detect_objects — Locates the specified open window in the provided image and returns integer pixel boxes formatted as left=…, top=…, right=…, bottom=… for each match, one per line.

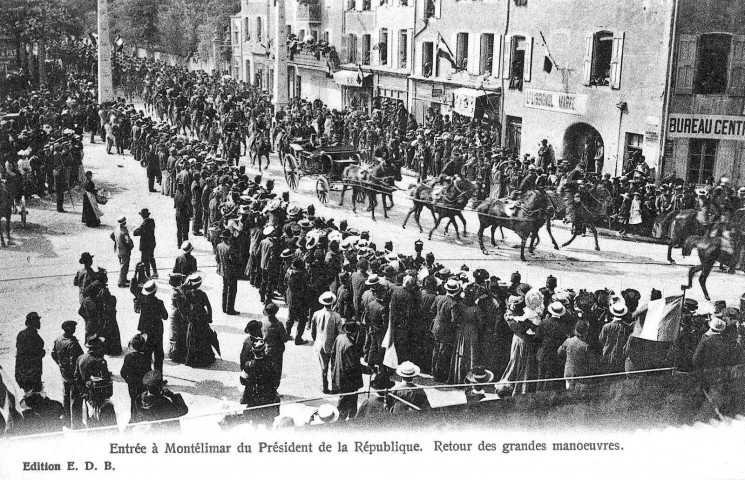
left=244, top=18, right=251, bottom=42
left=399, top=30, right=409, bottom=69
left=695, top=33, right=731, bottom=95
left=506, top=35, right=525, bottom=90
left=380, top=28, right=388, bottom=65
left=348, top=34, right=358, bottom=63
left=422, top=41, right=434, bottom=77
left=362, top=34, right=371, bottom=65
left=256, top=17, right=263, bottom=42
left=424, top=0, right=440, bottom=19
left=584, top=31, right=624, bottom=88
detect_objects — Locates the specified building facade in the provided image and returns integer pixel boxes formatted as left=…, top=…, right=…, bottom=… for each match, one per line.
left=663, top=0, right=745, bottom=185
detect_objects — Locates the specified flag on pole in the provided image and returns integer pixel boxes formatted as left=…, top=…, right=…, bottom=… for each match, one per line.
left=543, top=55, right=553, bottom=74
left=357, top=64, right=365, bottom=85
left=632, top=295, right=684, bottom=342
left=381, top=318, right=399, bottom=369
left=436, top=33, right=457, bottom=70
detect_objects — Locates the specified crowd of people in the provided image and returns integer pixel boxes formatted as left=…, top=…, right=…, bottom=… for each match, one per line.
left=3, top=50, right=745, bottom=436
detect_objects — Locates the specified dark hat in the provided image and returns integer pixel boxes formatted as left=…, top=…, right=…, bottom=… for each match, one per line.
left=143, top=370, right=166, bottom=387
left=61, top=320, right=77, bottom=331
left=25, top=312, right=41, bottom=326
left=263, top=302, right=279, bottom=316
left=343, top=319, right=360, bottom=333
left=79, top=252, right=94, bottom=264
left=574, top=320, right=590, bottom=337
left=370, top=371, right=395, bottom=390
left=85, top=334, right=105, bottom=348
left=473, top=269, right=489, bottom=282
left=139, top=208, right=151, bottom=218
left=130, top=333, right=148, bottom=351
left=684, top=298, right=699, bottom=312
left=244, top=319, right=262, bottom=336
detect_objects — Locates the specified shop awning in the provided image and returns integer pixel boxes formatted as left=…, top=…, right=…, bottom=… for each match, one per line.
left=333, top=70, right=371, bottom=86
left=452, top=87, right=499, bottom=117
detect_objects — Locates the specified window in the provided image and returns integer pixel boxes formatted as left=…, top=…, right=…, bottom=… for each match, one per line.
left=233, top=29, right=240, bottom=46
left=505, top=116, right=522, bottom=155
left=296, top=75, right=302, bottom=97
left=348, top=34, right=357, bottom=63
left=245, top=60, right=251, bottom=82
left=424, top=0, right=435, bottom=18
left=363, top=0, right=371, bottom=10
left=362, top=34, right=371, bottom=65
left=380, top=29, right=388, bottom=65
left=299, top=29, right=306, bottom=41
left=255, top=68, right=264, bottom=88
left=399, top=30, right=408, bottom=69
left=323, top=31, right=330, bottom=43
left=256, top=17, right=263, bottom=42
left=456, top=33, right=468, bottom=70
left=584, top=31, right=624, bottom=89
left=422, top=41, right=434, bottom=77
left=589, top=31, right=612, bottom=86
left=479, top=33, right=494, bottom=75
left=509, top=35, right=525, bottom=90
left=625, top=133, right=643, bottom=164
left=400, top=0, right=408, bottom=5
left=311, top=30, right=319, bottom=41
left=269, top=69, right=274, bottom=90
left=695, top=33, right=731, bottom=95
left=286, top=25, right=292, bottom=36
left=688, top=139, right=717, bottom=184
left=244, top=18, right=251, bottom=42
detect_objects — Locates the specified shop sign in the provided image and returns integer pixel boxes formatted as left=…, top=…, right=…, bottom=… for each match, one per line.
left=431, top=85, right=444, bottom=98
left=667, top=114, right=745, bottom=140
left=524, top=88, right=587, bottom=116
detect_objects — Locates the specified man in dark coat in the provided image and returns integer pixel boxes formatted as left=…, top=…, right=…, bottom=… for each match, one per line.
left=693, top=316, right=744, bottom=370
left=132, top=370, right=188, bottom=432
left=259, top=226, right=278, bottom=303
left=120, top=333, right=152, bottom=417
left=240, top=340, right=279, bottom=427
left=351, top=259, right=369, bottom=321
left=535, top=302, right=568, bottom=391
left=356, top=372, right=394, bottom=419
left=146, top=148, right=161, bottom=192
left=133, top=208, right=158, bottom=278
left=173, top=182, right=193, bottom=248
left=74, top=252, right=96, bottom=304
left=598, top=303, right=632, bottom=373
left=430, top=280, right=460, bottom=383
left=110, top=216, right=134, bottom=288
left=173, top=240, right=198, bottom=277
left=51, top=320, right=84, bottom=426
left=216, top=231, right=239, bottom=314
left=285, top=257, right=309, bottom=344
left=261, top=302, right=288, bottom=388
left=73, top=335, right=111, bottom=422
left=389, top=275, right=421, bottom=363
left=15, top=312, right=45, bottom=394
left=330, top=320, right=364, bottom=420
left=391, top=362, right=431, bottom=413
left=137, top=280, right=169, bottom=372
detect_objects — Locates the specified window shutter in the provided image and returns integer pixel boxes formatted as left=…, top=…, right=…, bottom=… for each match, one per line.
left=355, top=0, right=363, bottom=11
left=341, top=34, right=348, bottom=64
left=728, top=35, right=745, bottom=96
left=583, top=33, right=592, bottom=86
left=675, top=34, right=697, bottom=95
left=434, top=0, right=441, bottom=18
left=374, top=29, right=380, bottom=65
left=493, top=34, right=502, bottom=77
left=523, top=35, right=533, bottom=82
left=502, top=35, right=512, bottom=79
left=610, top=31, right=625, bottom=89
left=391, top=32, right=398, bottom=68
left=408, top=28, right=414, bottom=72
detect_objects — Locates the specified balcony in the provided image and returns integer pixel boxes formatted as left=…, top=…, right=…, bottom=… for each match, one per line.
left=296, top=4, right=322, bottom=22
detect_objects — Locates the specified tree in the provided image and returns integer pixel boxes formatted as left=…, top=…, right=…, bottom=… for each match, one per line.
left=195, top=0, right=240, bottom=60
left=157, top=0, right=198, bottom=57
left=109, top=0, right=161, bottom=49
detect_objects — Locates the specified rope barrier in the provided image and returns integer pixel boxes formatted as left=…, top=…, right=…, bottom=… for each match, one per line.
left=6, top=366, right=677, bottom=440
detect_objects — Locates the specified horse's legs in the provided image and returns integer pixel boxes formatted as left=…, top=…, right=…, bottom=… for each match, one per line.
left=428, top=214, right=443, bottom=240
left=369, top=192, right=376, bottom=220
left=562, top=234, right=578, bottom=248
left=685, top=264, right=703, bottom=290
left=0, top=219, right=5, bottom=247
left=590, top=225, right=600, bottom=251
left=478, top=223, right=488, bottom=254
left=451, top=216, right=461, bottom=240
left=443, top=218, right=451, bottom=236
left=382, top=192, right=389, bottom=219
left=500, top=226, right=505, bottom=240
left=457, top=212, right=467, bottom=237
left=545, top=219, right=560, bottom=250
left=490, top=225, right=498, bottom=247
left=339, top=184, right=347, bottom=207
left=699, top=260, right=715, bottom=301
left=416, top=205, right=426, bottom=233
left=402, top=205, right=416, bottom=229
left=520, top=236, right=527, bottom=261
left=667, top=241, right=676, bottom=263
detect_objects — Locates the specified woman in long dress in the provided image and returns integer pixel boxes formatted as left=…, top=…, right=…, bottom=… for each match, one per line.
left=183, top=274, right=216, bottom=367
left=497, top=295, right=539, bottom=396
left=448, top=284, right=484, bottom=385
left=81, top=171, right=102, bottom=228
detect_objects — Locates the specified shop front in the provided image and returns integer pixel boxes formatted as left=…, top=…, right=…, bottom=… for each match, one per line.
left=375, top=73, right=409, bottom=109
left=334, top=70, right=373, bottom=112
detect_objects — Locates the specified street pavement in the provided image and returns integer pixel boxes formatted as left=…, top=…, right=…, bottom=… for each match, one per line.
left=0, top=134, right=742, bottom=433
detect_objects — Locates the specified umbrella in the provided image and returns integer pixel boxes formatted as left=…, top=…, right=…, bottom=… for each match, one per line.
left=210, top=329, right=222, bottom=358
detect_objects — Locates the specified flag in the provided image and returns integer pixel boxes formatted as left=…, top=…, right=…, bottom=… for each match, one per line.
left=381, top=318, right=399, bottom=369
left=632, top=295, right=684, bottom=342
left=0, top=365, right=23, bottom=433
left=436, top=33, right=456, bottom=70
left=357, top=64, right=365, bottom=85
left=88, top=33, right=98, bottom=47
left=543, top=55, right=553, bottom=74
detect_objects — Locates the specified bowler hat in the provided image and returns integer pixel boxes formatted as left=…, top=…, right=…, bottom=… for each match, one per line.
left=79, top=252, right=94, bottom=264
left=61, top=320, right=77, bottom=331
left=142, top=280, right=158, bottom=296
left=263, top=302, right=279, bottom=316
left=25, top=312, right=41, bottom=326
left=139, top=208, right=151, bottom=218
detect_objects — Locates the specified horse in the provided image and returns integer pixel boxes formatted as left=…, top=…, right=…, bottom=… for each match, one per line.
left=340, top=159, right=402, bottom=220
left=0, top=180, right=13, bottom=247
left=666, top=209, right=707, bottom=263
left=546, top=186, right=610, bottom=251
left=681, top=233, right=743, bottom=301
left=248, top=133, right=271, bottom=171
left=475, top=189, right=560, bottom=261
left=402, top=177, right=474, bottom=240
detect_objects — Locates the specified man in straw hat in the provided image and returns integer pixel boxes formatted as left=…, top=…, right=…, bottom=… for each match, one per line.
left=535, top=302, right=568, bottom=391
left=391, top=361, right=430, bottom=413
left=430, top=279, right=461, bottom=383
left=74, top=252, right=96, bottom=304
left=598, top=302, right=632, bottom=374
left=693, top=315, right=743, bottom=370
left=110, top=216, right=135, bottom=288
left=310, top=291, right=343, bottom=394
left=465, top=365, right=494, bottom=403
left=330, top=318, right=363, bottom=420
left=137, top=280, right=169, bottom=371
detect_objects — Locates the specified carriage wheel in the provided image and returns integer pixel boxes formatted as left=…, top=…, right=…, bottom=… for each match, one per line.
left=283, top=154, right=300, bottom=192
left=316, top=176, right=330, bottom=204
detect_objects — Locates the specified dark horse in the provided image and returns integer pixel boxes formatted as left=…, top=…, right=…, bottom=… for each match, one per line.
left=476, top=190, right=560, bottom=261
left=681, top=234, right=742, bottom=301
left=402, top=177, right=475, bottom=240
left=248, top=133, right=271, bottom=171
left=339, top=160, right=402, bottom=220
left=546, top=185, right=611, bottom=252
left=666, top=209, right=707, bottom=263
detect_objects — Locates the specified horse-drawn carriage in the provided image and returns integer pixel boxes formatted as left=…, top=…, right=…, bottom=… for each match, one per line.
left=281, top=141, right=365, bottom=205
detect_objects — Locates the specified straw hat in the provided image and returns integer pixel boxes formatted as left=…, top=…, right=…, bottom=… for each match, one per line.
left=396, top=361, right=421, bottom=379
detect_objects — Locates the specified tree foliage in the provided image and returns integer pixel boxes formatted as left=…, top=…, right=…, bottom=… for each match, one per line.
left=195, top=0, right=240, bottom=60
